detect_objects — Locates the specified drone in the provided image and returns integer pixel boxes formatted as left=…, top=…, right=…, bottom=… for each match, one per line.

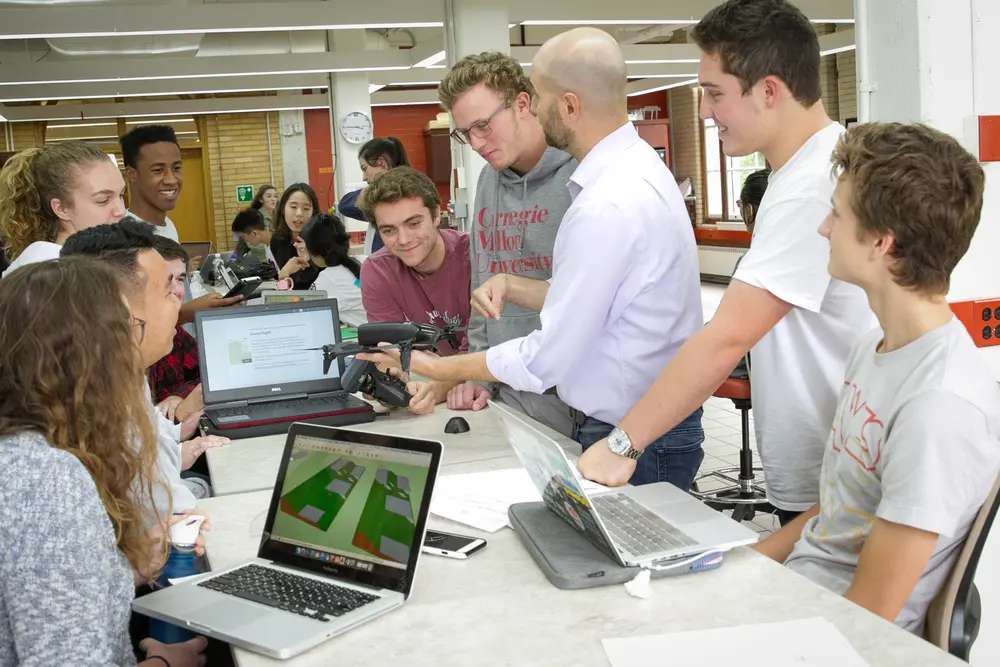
left=304, top=321, right=465, bottom=409
left=316, top=321, right=464, bottom=375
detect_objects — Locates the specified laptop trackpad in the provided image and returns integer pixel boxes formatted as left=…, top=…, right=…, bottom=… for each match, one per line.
left=190, top=600, right=271, bottom=633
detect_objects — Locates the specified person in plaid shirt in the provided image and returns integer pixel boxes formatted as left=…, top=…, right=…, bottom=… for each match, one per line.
left=149, top=236, right=203, bottom=421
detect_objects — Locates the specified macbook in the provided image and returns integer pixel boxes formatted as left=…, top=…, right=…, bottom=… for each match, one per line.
left=492, top=401, right=758, bottom=567
left=133, top=422, right=443, bottom=659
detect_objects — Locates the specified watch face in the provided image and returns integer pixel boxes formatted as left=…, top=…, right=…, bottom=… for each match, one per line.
left=608, top=431, right=628, bottom=455
left=339, top=111, right=373, bottom=144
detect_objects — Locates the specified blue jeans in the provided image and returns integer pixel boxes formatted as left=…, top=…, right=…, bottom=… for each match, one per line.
left=574, top=408, right=705, bottom=490
left=148, top=547, right=200, bottom=643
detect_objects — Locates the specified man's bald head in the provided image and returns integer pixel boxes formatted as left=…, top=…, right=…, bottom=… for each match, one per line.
left=533, top=27, right=628, bottom=117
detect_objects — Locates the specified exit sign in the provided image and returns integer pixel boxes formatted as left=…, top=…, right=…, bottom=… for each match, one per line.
left=236, top=185, right=254, bottom=204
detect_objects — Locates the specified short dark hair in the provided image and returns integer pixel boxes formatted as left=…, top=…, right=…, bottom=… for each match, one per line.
left=231, top=208, right=268, bottom=235
left=151, top=235, right=189, bottom=265
left=692, top=0, right=821, bottom=106
left=299, top=213, right=362, bottom=281
left=273, top=183, right=321, bottom=242
left=119, top=125, right=180, bottom=169
left=831, top=123, right=985, bottom=295
left=739, top=169, right=771, bottom=209
left=358, top=137, right=410, bottom=170
left=360, top=167, right=441, bottom=224
left=60, top=220, right=157, bottom=297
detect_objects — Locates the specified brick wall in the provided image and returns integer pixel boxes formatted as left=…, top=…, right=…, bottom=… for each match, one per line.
left=820, top=54, right=841, bottom=121
left=669, top=86, right=704, bottom=226
left=837, top=50, right=858, bottom=123
left=204, top=112, right=284, bottom=252
left=9, top=122, right=44, bottom=150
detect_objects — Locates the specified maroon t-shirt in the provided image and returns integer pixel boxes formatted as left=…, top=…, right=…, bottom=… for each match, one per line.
left=360, top=229, right=471, bottom=355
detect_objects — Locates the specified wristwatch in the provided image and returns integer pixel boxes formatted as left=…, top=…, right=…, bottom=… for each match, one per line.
left=607, top=427, right=642, bottom=460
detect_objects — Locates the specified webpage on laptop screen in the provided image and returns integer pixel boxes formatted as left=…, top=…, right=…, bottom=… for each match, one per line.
left=202, top=308, right=339, bottom=392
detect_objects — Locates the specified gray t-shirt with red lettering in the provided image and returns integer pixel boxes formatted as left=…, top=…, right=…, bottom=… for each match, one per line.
left=784, top=318, right=1000, bottom=633
left=360, top=228, right=471, bottom=355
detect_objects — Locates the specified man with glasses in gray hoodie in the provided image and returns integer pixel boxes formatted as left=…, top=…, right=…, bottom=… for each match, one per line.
left=433, top=51, right=577, bottom=436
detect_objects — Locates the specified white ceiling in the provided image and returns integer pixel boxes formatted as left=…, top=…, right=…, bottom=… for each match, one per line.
left=0, top=0, right=854, bottom=122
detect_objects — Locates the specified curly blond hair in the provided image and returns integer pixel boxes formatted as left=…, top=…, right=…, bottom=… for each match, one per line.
left=438, top=51, right=534, bottom=111
left=0, top=258, right=168, bottom=573
left=0, top=141, right=112, bottom=260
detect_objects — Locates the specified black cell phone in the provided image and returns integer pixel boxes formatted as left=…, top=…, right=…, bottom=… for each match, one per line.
left=421, top=530, right=487, bottom=559
left=223, top=276, right=262, bottom=300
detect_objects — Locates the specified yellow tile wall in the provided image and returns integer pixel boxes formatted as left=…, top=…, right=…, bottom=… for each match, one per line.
left=204, top=112, right=284, bottom=252
left=8, top=122, right=44, bottom=150
left=820, top=53, right=841, bottom=121
left=669, top=86, right=705, bottom=226
left=837, top=50, right=858, bottom=123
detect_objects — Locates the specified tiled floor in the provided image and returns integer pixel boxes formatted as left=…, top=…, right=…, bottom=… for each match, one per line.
left=696, top=283, right=780, bottom=536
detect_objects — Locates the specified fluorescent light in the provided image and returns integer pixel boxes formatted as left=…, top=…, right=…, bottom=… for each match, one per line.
left=3, top=66, right=409, bottom=87
left=0, top=114, right=7, bottom=122
left=413, top=50, right=446, bottom=68
left=820, top=45, right=856, bottom=56
left=520, top=20, right=699, bottom=26
left=369, top=83, right=387, bottom=93
left=0, top=84, right=324, bottom=104
left=0, top=23, right=444, bottom=40
left=626, top=59, right=700, bottom=65
left=627, top=74, right=698, bottom=80
left=15, top=104, right=330, bottom=123
left=47, top=121, right=117, bottom=129
left=388, top=81, right=441, bottom=87
left=627, top=78, right=699, bottom=97
left=370, top=100, right=440, bottom=107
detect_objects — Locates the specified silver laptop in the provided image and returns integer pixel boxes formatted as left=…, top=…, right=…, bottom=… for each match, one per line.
left=133, top=422, right=443, bottom=659
left=491, top=401, right=758, bottom=567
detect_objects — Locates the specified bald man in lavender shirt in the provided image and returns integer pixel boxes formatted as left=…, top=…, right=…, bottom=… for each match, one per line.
left=359, top=29, right=705, bottom=489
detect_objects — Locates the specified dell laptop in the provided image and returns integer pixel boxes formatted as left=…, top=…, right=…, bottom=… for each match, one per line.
left=492, top=401, right=758, bottom=567
left=195, top=299, right=375, bottom=438
left=133, top=422, right=443, bottom=659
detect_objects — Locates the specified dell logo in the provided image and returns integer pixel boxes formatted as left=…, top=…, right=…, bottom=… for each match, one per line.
left=271, top=387, right=282, bottom=392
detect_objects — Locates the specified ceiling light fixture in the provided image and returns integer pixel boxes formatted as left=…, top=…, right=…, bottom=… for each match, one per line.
left=2, top=66, right=409, bottom=88
left=0, top=23, right=444, bottom=40
left=627, top=78, right=699, bottom=97
left=0, top=84, right=324, bottom=104
left=820, top=45, right=857, bottom=56
left=413, top=50, right=446, bottom=68
left=369, top=84, right=387, bottom=94
left=370, top=100, right=440, bottom=108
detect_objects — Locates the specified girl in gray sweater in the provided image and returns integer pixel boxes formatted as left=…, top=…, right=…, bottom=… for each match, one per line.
left=0, top=259, right=205, bottom=667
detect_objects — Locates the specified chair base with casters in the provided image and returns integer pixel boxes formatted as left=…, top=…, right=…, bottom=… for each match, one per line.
left=690, top=376, right=776, bottom=523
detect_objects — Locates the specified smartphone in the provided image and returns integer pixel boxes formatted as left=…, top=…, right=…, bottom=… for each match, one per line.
left=422, top=530, right=487, bottom=559
left=223, top=275, right=262, bottom=300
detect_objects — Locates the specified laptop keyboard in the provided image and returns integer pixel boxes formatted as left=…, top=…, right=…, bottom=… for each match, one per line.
left=209, top=394, right=366, bottom=427
left=593, top=493, right=698, bottom=556
left=198, top=564, right=379, bottom=622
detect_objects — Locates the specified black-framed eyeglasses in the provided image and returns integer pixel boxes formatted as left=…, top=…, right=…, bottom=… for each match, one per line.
left=132, top=317, right=146, bottom=345
left=450, top=101, right=509, bottom=145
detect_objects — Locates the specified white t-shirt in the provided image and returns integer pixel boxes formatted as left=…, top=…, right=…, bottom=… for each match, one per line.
left=312, top=265, right=367, bottom=328
left=2, top=241, right=61, bottom=278
left=785, top=319, right=1000, bottom=633
left=128, top=210, right=178, bottom=242
left=733, top=122, right=877, bottom=511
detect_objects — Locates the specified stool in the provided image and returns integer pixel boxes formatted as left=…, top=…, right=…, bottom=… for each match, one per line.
left=690, top=377, right=774, bottom=523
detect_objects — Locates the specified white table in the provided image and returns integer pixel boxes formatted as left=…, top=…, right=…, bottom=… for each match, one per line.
left=198, top=489, right=965, bottom=667
left=206, top=405, right=580, bottom=496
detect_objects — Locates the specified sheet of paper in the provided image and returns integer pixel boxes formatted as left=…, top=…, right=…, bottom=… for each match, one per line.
left=430, top=467, right=608, bottom=533
left=602, top=618, right=869, bottom=667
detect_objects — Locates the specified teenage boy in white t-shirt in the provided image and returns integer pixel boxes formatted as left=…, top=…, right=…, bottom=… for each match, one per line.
left=577, top=0, right=877, bottom=525
left=756, top=122, right=1000, bottom=634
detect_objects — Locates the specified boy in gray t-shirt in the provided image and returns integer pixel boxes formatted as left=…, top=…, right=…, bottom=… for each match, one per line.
left=753, top=122, right=1000, bottom=635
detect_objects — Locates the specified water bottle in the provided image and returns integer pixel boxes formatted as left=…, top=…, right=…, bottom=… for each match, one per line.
left=212, top=254, right=227, bottom=289
left=189, top=270, right=207, bottom=299
left=147, top=546, right=200, bottom=643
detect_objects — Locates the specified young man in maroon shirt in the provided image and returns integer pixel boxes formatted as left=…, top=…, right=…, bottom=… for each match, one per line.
left=359, top=167, right=472, bottom=414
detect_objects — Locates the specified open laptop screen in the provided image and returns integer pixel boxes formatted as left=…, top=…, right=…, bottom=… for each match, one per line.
left=260, top=425, right=442, bottom=597
left=195, top=300, right=343, bottom=405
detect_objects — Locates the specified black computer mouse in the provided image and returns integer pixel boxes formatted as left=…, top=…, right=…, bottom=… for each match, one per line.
left=444, top=416, right=471, bottom=434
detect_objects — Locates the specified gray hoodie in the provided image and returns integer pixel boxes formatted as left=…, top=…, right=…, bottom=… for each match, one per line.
left=470, top=147, right=578, bottom=436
